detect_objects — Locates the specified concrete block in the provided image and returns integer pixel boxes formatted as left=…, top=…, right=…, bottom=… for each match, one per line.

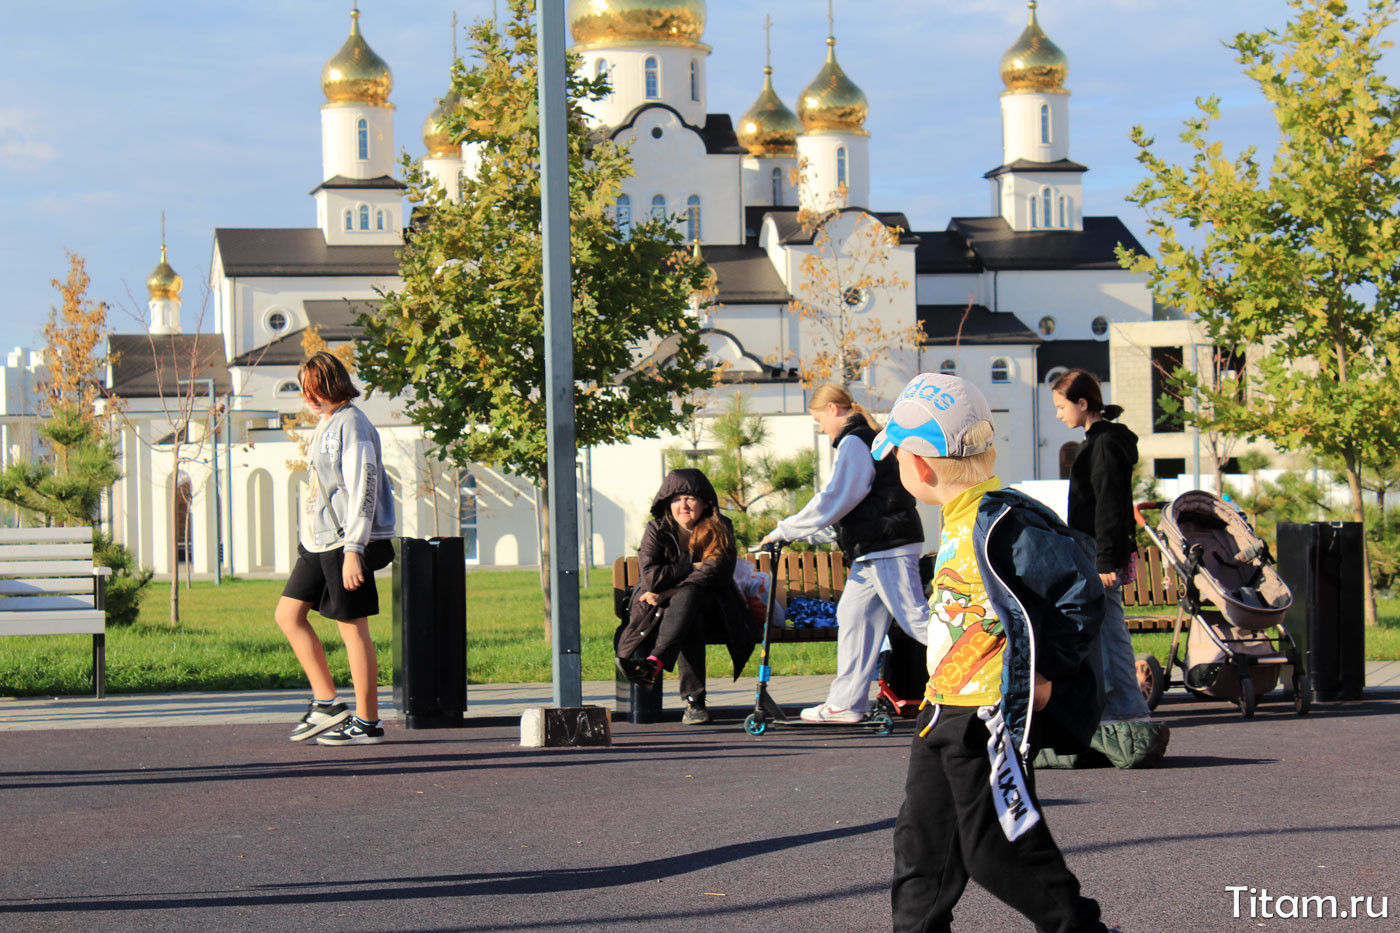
left=520, top=705, right=612, bottom=747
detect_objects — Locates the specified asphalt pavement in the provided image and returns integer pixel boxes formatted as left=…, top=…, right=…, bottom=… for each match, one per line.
left=1, top=678, right=1398, bottom=932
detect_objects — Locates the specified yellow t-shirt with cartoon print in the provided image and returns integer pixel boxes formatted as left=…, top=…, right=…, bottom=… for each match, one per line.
left=926, top=477, right=1005, bottom=706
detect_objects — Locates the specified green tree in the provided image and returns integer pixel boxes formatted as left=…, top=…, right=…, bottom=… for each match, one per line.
left=666, top=394, right=816, bottom=547
left=357, top=1, right=714, bottom=633
left=1119, top=0, right=1400, bottom=625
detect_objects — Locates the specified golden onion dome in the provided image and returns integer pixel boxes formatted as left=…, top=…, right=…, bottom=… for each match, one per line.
left=1000, top=1, right=1068, bottom=94
left=322, top=8, right=394, bottom=106
left=422, top=86, right=461, bottom=158
left=798, top=38, right=868, bottom=135
left=568, top=0, right=707, bottom=49
left=737, top=67, right=801, bottom=157
left=147, top=246, right=182, bottom=301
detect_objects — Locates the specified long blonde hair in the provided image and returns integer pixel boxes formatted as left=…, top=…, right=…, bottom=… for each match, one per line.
left=808, top=383, right=879, bottom=433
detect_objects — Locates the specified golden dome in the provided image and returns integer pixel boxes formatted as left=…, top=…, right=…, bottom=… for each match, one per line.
left=738, top=68, right=801, bottom=157
left=322, top=9, right=393, bottom=106
left=422, top=86, right=461, bottom=158
left=568, top=0, right=707, bottom=49
left=147, top=246, right=182, bottom=301
left=1000, top=1, right=1068, bottom=94
left=798, top=38, right=868, bottom=135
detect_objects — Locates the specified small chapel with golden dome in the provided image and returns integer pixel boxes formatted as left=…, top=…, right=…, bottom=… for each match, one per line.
left=100, top=1, right=1155, bottom=579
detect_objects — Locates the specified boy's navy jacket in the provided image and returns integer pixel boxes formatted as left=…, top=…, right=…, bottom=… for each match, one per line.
left=973, top=488, right=1106, bottom=756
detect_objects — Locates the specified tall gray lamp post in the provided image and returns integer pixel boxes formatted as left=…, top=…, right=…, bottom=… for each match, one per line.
left=538, top=0, right=582, bottom=709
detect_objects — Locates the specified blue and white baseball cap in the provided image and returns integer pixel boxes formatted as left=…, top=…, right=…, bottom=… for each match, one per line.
left=871, top=373, right=996, bottom=461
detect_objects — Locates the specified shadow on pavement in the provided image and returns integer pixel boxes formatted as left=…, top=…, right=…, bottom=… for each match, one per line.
left=0, top=818, right=896, bottom=915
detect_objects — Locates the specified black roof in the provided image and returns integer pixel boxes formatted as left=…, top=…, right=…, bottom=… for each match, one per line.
left=107, top=334, right=231, bottom=398
left=912, top=230, right=982, bottom=274
left=946, top=216, right=1146, bottom=271
left=699, top=245, right=790, bottom=304
left=214, top=228, right=401, bottom=278
left=1037, top=339, right=1110, bottom=382
left=917, top=304, right=1040, bottom=346
left=308, top=174, right=408, bottom=195
left=229, top=299, right=380, bottom=367
left=744, top=205, right=798, bottom=242
left=763, top=208, right=919, bottom=246
left=982, top=158, right=1089, bottom=180
left=608, top=104, right=748, bottom=155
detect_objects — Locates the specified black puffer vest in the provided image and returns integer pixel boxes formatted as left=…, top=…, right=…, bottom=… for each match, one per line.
left=833, top=416, right=924, bottom=560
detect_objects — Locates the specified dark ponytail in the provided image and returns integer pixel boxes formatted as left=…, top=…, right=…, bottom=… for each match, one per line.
left=1052, top=368, right=1122, bottom=421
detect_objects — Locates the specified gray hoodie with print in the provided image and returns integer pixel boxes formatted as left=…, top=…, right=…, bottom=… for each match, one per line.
left=305, top=403, right=396, bottom=554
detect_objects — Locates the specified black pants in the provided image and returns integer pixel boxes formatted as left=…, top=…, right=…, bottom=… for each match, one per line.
left=891, top=705, right=1107, bottom=933
left=651, top=585, right=721, bottom=702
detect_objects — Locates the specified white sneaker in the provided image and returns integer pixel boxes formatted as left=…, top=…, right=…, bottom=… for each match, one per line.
left=800, top=703, right=863, bottom=723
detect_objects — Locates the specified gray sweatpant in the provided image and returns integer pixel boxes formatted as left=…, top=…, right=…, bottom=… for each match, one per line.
left=825, top=555, right=930, bottom=713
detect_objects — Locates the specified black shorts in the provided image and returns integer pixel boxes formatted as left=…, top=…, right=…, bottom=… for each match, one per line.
left=282, top=540, right=395, bottom=622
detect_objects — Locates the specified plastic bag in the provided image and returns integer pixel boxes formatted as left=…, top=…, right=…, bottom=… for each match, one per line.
left=734, top=559, right=785, bottom=626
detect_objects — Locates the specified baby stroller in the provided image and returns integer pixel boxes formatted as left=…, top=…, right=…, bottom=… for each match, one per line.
left=1135, top=492, right=1310, bottom=719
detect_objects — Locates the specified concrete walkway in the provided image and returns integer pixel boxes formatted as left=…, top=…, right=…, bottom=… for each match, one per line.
left=1, top=664, right=1396, bottom=731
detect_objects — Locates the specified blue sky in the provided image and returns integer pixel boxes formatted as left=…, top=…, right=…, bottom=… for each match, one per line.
left=1, top=0, right=1306, bottom=347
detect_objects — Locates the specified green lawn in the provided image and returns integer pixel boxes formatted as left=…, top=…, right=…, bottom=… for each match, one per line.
left=2, top=573, right=1395, bottom=698
left=0, top=571, right=839, bottom=698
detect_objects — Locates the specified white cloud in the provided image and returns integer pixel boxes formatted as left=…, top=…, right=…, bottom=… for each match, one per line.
left=0, top=110, right=57, bottom=165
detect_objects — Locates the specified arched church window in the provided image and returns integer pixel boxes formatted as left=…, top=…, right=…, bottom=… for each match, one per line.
left=991, top=358, right=1011, bottom=384
left=644, top=57, right=659, bottom=100
left=1040, top=104, right=1050, bottom=145
left=1042, top=188, right=1054, bottom=228
left=343, top=208, right=354, bottom=231
left=1058, top=196, right=1067, bottom=228
left=690, top=60, right=700, bottom=102
left=686, top=195, right=702, bottom=242
left=1029, top=197, right=1038, bottom=228
left=616, top=194, right=631, bottom=239
left=939, top=359, right=957, bottom=376
left=376, top=210, right=385, bottom=230
left=359, top=205, right=371, bottom=230
left=651, top=194, right=667, bottom=221
left=837, top=147, right=848, bottom=188
left=357, top=118, right=369, bottom=160
left=772, top=167, right=783, bottom=206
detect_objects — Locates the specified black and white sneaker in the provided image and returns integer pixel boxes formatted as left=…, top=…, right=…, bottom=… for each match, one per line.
left=289, top=701, right=350, bottom=742
left=316, top=718, right=385, bottom=746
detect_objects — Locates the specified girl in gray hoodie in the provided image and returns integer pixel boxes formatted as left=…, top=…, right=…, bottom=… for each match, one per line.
left=277, top=352, right=396, bottom=746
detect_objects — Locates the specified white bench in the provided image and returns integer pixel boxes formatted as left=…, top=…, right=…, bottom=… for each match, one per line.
left=0, top=526, right=110, bottom=698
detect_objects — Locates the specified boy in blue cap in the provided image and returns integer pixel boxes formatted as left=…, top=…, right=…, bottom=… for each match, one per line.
left=874, top=372, right=1119, bottom=933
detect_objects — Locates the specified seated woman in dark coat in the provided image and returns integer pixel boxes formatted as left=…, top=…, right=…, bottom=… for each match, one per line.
left=615, top=468, right=756, bottom=725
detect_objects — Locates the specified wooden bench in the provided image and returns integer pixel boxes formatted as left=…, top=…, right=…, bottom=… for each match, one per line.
left=1123, top=544, right=1190, bottom=633
left=0, top=527, right=110, bottom=698
left=611, top=550, right=846, bottom=644
left=611, top=550, right=847, bottom=720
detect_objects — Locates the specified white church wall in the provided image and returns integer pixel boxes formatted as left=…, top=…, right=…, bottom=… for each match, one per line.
left=915, top=274, right=988, bottom=308
left=614, top=107, right=742, bottom=246
left=995, top=269, right=1150, bottom=338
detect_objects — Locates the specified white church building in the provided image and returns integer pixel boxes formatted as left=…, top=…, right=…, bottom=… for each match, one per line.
left=75, top=1, right=1166, bottom=577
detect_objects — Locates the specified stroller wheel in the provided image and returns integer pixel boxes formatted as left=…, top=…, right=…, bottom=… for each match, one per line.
left=1135, top=653, right=1165, bottom=711
left=1293, top=673, right=1312, bottom=716
left=1237, top=675, right=1256, bottom=719
left=744, top=713, right=768, bottom=736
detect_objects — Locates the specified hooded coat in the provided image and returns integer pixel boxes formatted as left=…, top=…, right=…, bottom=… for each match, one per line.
left=615, top=469, right=757, bottom=679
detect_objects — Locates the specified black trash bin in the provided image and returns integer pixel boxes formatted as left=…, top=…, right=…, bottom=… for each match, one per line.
left=1277, top=522, right=1365, bottom=701
left=392, top=536, right=467, bottom=728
